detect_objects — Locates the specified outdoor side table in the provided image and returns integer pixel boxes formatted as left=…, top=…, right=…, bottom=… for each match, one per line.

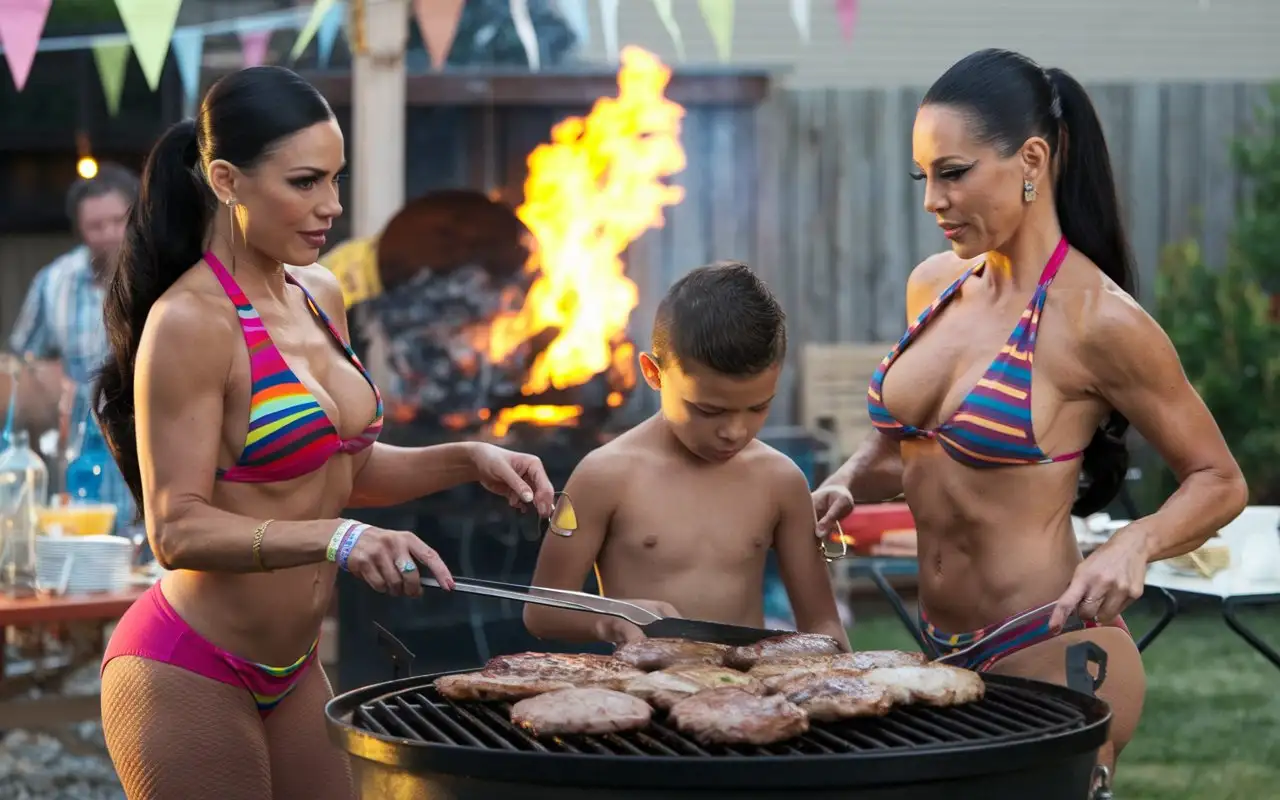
left=1141, top=566, right=1280, bottom=670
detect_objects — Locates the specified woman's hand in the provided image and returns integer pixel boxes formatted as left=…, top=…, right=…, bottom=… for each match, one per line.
left=1048, top=526, right=1149, bottom=631
left=471, top=443, right=557, bottom=517
left=812, top=485, right=855, bottom=538
left=344, top=525, right=456, bottom=598
left=594, top=599, right=681, bottom=645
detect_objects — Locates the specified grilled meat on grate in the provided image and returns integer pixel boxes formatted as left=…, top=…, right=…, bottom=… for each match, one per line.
left=725, top=633, right=844, bottom=670
left=861, top=665, right=986, bottom=706
left=668, top=687, right=810, bottom=746
left=772, top=670, right=895, bottom=721
left=481, top=652, right=646, bottom=689
left=749, top=649, right=929, bottom=690
left=625, top=665, right=765, bottom=710
left=434, top=673, right=576, bottom=702
left=613, top=638, right=731, bottom=670
left=510, top=687, right=653, bottom=737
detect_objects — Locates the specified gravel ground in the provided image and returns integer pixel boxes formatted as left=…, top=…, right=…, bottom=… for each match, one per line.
left=0, top=662, right=124, bottom=800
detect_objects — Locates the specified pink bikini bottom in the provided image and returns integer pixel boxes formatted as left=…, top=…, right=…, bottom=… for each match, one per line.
left=102, top=582, right=317, bottom=717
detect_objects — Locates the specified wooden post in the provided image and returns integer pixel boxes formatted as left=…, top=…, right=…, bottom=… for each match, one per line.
left=350, top=0, right=409, bottom=238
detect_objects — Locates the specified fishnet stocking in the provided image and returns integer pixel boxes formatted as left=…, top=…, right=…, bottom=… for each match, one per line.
left=101, top=656, right=272, bottom=800
left=264, top=664, right=355, bottom=800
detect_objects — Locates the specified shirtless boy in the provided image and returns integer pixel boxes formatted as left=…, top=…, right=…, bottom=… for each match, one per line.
left=524, top=262, right=849, bottom=648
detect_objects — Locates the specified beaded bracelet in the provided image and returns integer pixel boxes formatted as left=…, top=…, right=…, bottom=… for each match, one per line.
left=326, top=520, right=359, bottom=563
left=337, top=524, right=368, bottom=572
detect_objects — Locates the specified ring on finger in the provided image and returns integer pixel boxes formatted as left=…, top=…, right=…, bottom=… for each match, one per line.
left=398, top=559, right=417, bottom=574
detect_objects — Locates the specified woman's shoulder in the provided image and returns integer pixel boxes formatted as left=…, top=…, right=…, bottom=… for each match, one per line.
left=1051, top=252, right=1165, bottom=373
left=286, top=262, right=347, bottom=316
left=143, top=263, right=240, bottom=354
left=905, top=251, right=978, bottom=317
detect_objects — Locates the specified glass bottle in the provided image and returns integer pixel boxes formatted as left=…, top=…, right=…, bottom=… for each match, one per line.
left=0, top=429, right=50, bottom=589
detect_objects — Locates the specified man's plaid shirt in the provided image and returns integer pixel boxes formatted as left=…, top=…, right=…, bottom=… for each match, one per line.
left=8, top=246, right=135, bottom=531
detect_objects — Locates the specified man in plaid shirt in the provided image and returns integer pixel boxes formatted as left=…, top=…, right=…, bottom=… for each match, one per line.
left=7, top=163, right=139, bottom=533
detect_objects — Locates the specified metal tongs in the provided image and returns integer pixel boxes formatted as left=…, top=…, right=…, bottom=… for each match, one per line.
left=929, top=601, right=1081, bottom=666
left=421, top=575, right=788, bottom=646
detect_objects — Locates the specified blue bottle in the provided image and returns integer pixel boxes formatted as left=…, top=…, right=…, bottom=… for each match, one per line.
left=65, top=417, right=110, bottom=503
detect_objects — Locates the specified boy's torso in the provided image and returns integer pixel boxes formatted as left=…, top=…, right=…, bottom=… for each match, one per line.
left=593, top=428, right=782, bottom=628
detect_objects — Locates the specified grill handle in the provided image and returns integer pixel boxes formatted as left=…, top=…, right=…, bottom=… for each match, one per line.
left=1064, top=641, right=1108, bottom=697
left=374, top=622, right=417, bottom=680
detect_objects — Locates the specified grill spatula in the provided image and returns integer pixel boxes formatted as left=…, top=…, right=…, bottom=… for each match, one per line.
left=421, top=576, right=788, bottom=646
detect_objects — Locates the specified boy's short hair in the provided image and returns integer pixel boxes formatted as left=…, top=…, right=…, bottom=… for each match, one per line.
left=651, top=261, right=787, bottom=376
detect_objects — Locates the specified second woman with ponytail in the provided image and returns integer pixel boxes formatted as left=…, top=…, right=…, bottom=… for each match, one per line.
left=810, top=49, right=1245, bottom=793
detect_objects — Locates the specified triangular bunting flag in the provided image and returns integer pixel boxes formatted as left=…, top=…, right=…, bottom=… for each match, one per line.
left=239, top=29, right=272, bottom=68
left=836, top=0, right=859, bottom=43
left=790, top=0, right=810, bottom=43
left=651, top=0, right=685, bottom=61
left=0, top=0, right=53, bottom=92
left=93, top=42, right=130, bottom=116
left=413, top=0, right=465, bottom=71
left=698, top=0, right=733, bottom=62
left=315, top=1, right=346, bottom=68
left=556, top=0, right=590, bottom=48
left=510, top=0, right=540, bottom=71
left=170, top=28, right=203, bottom=118
left=291, top=0, right=336, bottom=62
left=112, top=0, right=183, bottom=91
left=599, top=0, right=619, bottom=62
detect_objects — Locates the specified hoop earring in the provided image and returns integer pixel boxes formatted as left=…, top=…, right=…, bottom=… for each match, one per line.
left=1023, top=180, right=1037, bottom=204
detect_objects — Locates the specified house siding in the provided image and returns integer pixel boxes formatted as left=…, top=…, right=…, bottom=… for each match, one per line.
left=570, top=0, right=1280, bottom=87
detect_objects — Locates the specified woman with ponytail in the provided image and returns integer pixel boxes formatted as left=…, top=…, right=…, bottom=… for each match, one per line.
left=96, top=66, right=558, bottom=799
left=811, top=49, right=1245, bottom=791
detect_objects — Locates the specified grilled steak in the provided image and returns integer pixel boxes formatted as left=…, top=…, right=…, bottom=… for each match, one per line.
left=668, top=687, right=810, bottom=746
left=725, top=633, right=843, bottom=670
left=510, top=687, right=653, bottom=737
left=861, top=664, right=986, bottom=706
left=482, top=652, right=645, bottom=689
left=433, top=672, right=575, bottom=702
left=613, top=638, right=730, bottom=670
left=626, top=665, right=765, bottom=710
left=749, top=649, right=929, bottom=690
left=834, top=649, right=928, bottom=670
left=773, top=670, right=894, bottom=721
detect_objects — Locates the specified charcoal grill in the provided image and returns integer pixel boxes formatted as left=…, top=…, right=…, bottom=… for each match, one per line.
left=326, top=645, right=1112, bottom=800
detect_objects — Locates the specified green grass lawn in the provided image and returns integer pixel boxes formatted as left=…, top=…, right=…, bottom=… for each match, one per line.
left=848, top=602, right=1280, bottom=800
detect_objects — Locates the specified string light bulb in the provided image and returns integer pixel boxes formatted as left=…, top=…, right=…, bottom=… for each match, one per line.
left=76, top=156, right=99, bottom=180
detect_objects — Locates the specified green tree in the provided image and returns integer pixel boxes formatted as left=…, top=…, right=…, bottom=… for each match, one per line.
left=1156, top=88, right=1280, bottom=504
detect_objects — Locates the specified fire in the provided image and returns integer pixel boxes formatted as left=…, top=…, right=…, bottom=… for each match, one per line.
left=488, top=47, right=686, bottom=436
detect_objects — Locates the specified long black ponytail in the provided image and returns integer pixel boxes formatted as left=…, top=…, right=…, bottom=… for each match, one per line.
left=94, top=66, right=334, bottom=510
left=96, top=119, right=210, bottom=508
left=922, top=49, right=1136, bottom=516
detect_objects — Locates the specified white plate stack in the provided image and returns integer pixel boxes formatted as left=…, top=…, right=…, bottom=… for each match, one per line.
left=36, top=535, right=133, bottom=594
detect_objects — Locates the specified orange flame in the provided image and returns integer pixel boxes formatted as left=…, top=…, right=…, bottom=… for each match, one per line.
left=488, top=47, right=686, bottom=436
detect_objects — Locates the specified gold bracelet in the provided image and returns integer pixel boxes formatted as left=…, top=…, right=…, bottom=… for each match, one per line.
left=252, top=519, right=275, bottom=572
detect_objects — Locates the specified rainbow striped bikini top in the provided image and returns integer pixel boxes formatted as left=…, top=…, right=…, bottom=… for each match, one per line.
left=867, top=237, right=1083, bottom=468
left=206, top=251, right=383, bottom=483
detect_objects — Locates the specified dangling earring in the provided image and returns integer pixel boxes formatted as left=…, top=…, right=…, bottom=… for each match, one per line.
left=225, top=198, right=238, bottom=273
left=1023, top=180, right=1037, bottom=204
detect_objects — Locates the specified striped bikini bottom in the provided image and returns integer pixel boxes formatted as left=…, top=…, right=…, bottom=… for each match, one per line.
left=102, top=582, right=319, bottom=717
left=919, top=604, right=1131, bottom=673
